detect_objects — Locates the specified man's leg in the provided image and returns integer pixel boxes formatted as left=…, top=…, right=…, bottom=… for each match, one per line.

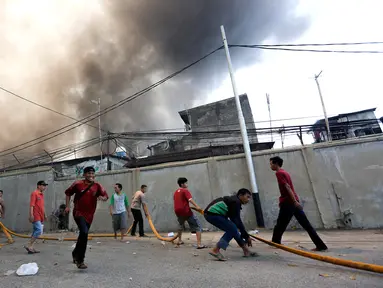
left=294, top=209, right=328, bottom=251
left=176, top=216, right=186, bottom=245
left=187, top=215, right=205, bottom=248
left=131, top=209, right=139, bottom=236
left=137, top=210, right=145, bottom=237
left=26, top=221, right=42, bottom=253
left=73, top=216, right=90, bottom=269
left=272, top=204, right=294, bottom=244
left=120, top=212, right=128, bottom=241
left=112, top=214, right=118, bottom=239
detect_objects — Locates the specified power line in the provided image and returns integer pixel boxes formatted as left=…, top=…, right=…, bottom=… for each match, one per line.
left=2, top=41, right=382, bottom=157
left=230, top=45, right=383, bottom=54
left=0, top=46, right=224, bottom=158
left=0, top=86, right=104, bottom=132
left=234, top=41, right=383, bottom=47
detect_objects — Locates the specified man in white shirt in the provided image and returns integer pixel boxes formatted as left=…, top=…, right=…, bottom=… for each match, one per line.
left=109, top=183, right=131, bottom=241
left=130, top=185, right=149, bottom=237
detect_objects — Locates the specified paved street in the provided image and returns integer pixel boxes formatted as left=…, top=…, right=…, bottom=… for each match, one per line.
left=1, top=230, right=382, bottom=288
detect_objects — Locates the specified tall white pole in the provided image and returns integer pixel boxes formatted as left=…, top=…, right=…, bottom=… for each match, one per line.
left=220, top=25, right=264, bottom=227
left=98, top=98, right=102, bottom=161
left=266, top=93, right=273, bottom=142
left=314, top=71, right=332, bottom=142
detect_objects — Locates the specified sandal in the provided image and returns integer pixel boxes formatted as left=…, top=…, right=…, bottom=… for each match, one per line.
left=176, top=241, right=184, bottom=246
left=24, top=246, right=35, bottom=254
left=77, top=262, right=88, bottom=269
left=243, top=252, right=259, bottom=258
left=197, top=245, right=207, bottom=249
left=209, top=251, right=227, bottom=261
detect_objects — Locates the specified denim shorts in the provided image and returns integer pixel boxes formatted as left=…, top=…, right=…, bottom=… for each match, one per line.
left=32, top=221, right=43, bottom=238
left=177, top=214, right=202, bottom=233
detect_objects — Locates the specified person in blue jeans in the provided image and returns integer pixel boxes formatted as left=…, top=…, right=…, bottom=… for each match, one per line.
left=204, top=188, right=256, bottom=261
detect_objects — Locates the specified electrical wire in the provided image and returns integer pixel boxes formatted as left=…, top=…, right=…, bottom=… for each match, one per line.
left=2, top=41, right=382, bottom=157
left=0, top=46, right=224, bottom=158
left=230, top=44, right=383, bottom=54
left=240, top=41, right=383, bottom=47
left=0, top=86, right=104, bottom=133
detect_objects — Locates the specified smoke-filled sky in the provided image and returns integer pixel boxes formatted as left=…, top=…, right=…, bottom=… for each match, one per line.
left=0, top=0, right=308, bottom=165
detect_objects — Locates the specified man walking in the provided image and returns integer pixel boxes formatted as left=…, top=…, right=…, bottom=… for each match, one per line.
left=109, top=183, right=131, bottom=241
left=65, top=166, right=108, bottom=269
left=269, top=156, right=327, bottom=251
left=130, top=185, right=149, bottom=237
left=0, top=190, right=4, bottom=219
left=24, top=181, right=48, bottom=254
left=204, top=188, right=256, bottom=261
left=173, top=177, right=206, bottom=249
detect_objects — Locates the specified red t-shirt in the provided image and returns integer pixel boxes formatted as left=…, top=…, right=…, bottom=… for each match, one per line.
left=173, top=188, right=193, bottom=217
left=30, top=190, right=45, bottom=222
left=65, top=180, right=108, bottom=224
left=275, top=169, right=299, bottom=205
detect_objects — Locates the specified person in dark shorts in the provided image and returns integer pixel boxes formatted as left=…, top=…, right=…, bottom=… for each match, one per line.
left=270, top=156, right=328, bottom=251
left=130, top=185, right=149, bottom=237
left=204, top=188, right=256, bottom=261
left=65, top=166, right=109, bottom=269
left=173, top=177, right=206, bottom=249
left=109, top=183, right=131, bottom=241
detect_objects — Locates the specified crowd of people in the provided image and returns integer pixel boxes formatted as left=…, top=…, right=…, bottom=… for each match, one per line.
left=1, top=155, right=327, bottom=269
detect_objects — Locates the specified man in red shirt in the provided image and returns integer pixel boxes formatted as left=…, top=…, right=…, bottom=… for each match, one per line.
left=24, top=181, right=48, bottom=254
left=65, top=166, right=108, bottom=269
left=270, top=156, right=327, bottom=251
left=173, top=177, right=206, bottom=249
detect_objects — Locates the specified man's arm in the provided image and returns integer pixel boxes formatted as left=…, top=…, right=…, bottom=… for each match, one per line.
left=0, top=199, right=4, bottom=217
left=142, top=203, right=149, bottom=218
left=97, top=184, right=109, bottom=201
left=285, top=183, right=302, bottom=209
left=109, top=194, right=114, bottom=216
left=188, top=198, right=202, bottom=212
left=124, top=194, right=131, bottom=217
left=29, top=193, right=35, bottom=222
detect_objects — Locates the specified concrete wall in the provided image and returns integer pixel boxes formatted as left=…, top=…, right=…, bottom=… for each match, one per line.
left=1, top=136, right=383, bottom=233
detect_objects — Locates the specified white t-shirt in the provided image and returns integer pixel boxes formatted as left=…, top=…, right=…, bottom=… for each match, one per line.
left=110, top=193, right=128, bottom=214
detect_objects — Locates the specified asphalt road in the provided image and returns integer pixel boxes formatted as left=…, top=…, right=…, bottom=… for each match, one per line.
left=0, top=231, right=382, bottom=288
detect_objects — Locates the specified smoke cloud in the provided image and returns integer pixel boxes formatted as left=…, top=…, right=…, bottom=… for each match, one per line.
left=0, top=0, right=308, bottom=164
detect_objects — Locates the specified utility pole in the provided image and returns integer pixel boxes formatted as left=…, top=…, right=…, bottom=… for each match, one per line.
left=106, top=131, right=111, bottom=171
left=220, top=25, right=264, bottom=227
left=314, top=71, right=332, bottom=142
left=266, top=93, right=273, bottom=142
left=91, top=98, right=102, bottom=161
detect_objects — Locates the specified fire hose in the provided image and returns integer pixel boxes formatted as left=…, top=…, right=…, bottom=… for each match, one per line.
left=1, top=209, right=382, bottom=274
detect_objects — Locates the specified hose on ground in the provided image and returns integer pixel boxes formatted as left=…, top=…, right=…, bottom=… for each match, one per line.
left=191, top=207, right=383, bottom=274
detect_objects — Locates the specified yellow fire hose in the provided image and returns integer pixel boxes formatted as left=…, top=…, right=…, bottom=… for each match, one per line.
left=190, top=207, right=383, bottom=274
left=2, top=208, right=383, bottom=274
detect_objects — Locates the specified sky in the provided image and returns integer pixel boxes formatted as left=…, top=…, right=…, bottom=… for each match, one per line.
left=206, top=0, right=383, bottom=148
left=1, top=0, right=383, bottom=165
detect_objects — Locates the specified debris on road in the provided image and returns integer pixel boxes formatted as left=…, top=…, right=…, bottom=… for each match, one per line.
left=16, top=263, right=39, bottom=276
left=168, top=232, right=174, bottom=237
left=350, top=275, right=357, bottom=280
left=4, top=270, right=15, bottom=276
left=319, top=273, right=331, bottom=278
left=287, top=264, right=298, bottom=267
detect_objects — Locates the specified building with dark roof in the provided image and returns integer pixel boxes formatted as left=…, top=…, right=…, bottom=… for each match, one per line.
left=310, top=108, right=382, bottom=142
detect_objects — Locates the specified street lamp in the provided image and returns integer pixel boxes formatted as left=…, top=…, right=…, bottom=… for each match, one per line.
left=91, top=98, right=102, bottom=161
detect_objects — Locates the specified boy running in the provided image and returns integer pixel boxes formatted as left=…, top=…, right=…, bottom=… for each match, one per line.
left=204, top=188, right=256, bottom=261
left=24, top=181, right=48, bottom=254
left=109, top=183, right=131, bottom=241
left=173, top=177, right=206, bottom=249
left=65, top=166, right=109, bottom=269
left=270, top=156, right=328, bottom=251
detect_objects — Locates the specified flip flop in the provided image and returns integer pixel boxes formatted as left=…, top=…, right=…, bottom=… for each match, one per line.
left=176, top=241, right=185, bottom=245
left=197, top=245, right=207, bottom=249
left=24, top=246, right=34, bottom=254
left=32, top=249, right=40, bottom=253
left=209, top=251, right=227, bottom=261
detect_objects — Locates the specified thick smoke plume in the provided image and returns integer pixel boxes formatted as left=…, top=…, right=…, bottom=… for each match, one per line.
left=0, top=0, right=308, bottom=164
